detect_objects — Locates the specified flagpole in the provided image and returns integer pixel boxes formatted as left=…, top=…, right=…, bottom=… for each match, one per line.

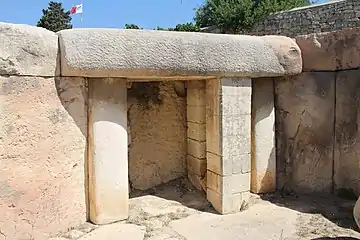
left=80, top=0, right=83, bottom=28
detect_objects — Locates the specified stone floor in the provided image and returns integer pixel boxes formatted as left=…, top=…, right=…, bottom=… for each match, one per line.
left=51, top=178, right=360, bottom=240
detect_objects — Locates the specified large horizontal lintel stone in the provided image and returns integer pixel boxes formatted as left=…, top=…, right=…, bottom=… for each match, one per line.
left=0, top=22, right=59, bottom=76
left=296, top=27, right=360, bottom=71
left=58, top=29, right=302, bottom=78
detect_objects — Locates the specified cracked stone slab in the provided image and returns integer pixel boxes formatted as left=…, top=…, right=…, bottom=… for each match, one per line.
left=58, top=28, right=302, bottom=78
left=0, top=22, right=59, bottom=76
left=78, top=223, right=146, bottom=240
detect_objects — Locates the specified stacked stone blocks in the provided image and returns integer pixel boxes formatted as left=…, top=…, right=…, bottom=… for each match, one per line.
left=187, top=81, right=207, bottom=191
left=205, top=78, right=252, bottom=214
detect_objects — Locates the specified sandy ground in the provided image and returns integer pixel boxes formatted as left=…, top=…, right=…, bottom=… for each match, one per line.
left=53, top=177, right=360, bottom=240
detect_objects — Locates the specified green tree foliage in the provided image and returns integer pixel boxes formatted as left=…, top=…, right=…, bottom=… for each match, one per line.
left=124, top=24, right=142, bottom=29
left=168, top=23, right=200, bottom=32
left=195, top=0, right=311, bottom=33
left=37, top=1, right=72, bottom=32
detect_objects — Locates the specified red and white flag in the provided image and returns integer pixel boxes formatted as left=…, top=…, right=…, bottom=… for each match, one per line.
left=70, top=4, right=83, bottom=15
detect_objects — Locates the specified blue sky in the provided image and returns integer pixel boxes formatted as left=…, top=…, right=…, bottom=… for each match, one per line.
left=0, top=0, right=328, bottom=29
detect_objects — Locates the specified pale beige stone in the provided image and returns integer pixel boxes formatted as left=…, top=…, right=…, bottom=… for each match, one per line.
left=296, top=28, right=360, bottom=71
left=0, top=22, right=58, bottom=76
left=58, top=29, right=302, bottom=78
left=78, top=223, right=145, bottom=240
left=251, top=78, right=276, bottom=193
left=206, top=188, right=249, bottom=214
left=207, top=171, right=250, bottom=195
left=88, top=78, right=128, bottom=224
left=128, top=82, right=186, bottom=190
left=187, top=105, right=206, bottom=124
left=187, top=138, right=206, bottom=159
left=187, top=122, right=206, bottom=141
left=206, top=115, right=221, bottom=155
left=187, top=81, right=206, bottom=107
left=0, top=76, right=87, bottom=239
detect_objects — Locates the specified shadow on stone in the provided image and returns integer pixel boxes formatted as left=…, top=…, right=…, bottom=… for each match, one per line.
left=130, top=177, right=216, bottom=213
left=259, top=192, right=359, bottom=231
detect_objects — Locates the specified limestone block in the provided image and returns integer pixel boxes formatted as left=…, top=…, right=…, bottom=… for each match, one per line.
left=207, top=171, right=250, bottom=195
left=187, top=105, right=206, bottom=124
left=334, top=69, right=360, bottom=195
left=0, top=76, right=87, bottom=239
left=354, top=197, right=360, bottom=230
left=187, top=155, right=206, bottom=177
left=128, top=82, right=186, bottom=190
left=78, top=223, right=145, bottom=240
left=206, top=78, right=252, bottom=176
left=275, top=72, right=335, bottom=193
left=187, top=138, right=206, bottom=159
left=58, top=29, right=302, bottom=78
left=187, top=122, right=206, bottom=141
left=205, top=78, right=251, bottom=214
left=188, top=172, right=203, bottom=191
left=187, top=81, right=206, bottom=107
left=0, top=22, right=58, bottom=76
left=296, top=28, right=360, bottom=71
left=206, top=189, right=249, bottom=214
left=251, top=78, right=276, bottom=194
left=88, top=78, right=129, bottom=224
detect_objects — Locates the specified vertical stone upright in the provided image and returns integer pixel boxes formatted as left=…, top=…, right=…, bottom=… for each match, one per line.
left=206, top=78, right=252, bottom=214
left=187, top=80, right=207, bottom=191
left=88, top=78, right=129, bottom=224
left=251, top=78, right=276, bottom=193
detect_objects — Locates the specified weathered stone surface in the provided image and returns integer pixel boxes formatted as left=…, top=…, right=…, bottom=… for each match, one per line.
left=0, top=76, right=87, bottom=239
left=128, top=82, right=186, bottom=190
left=334, top=69, right=360, bottom=196
left=354, top=197, right=360, bottom=230
left=78, top=223, right=145, bottom=240
left=205, top=78, right=251, bottom=214
left=251, top=78, right=276, bottom=194
left=88, top=78, right=128, bottom=224
left=58, top=29, right=301, bottom=78
left=0, top=22, right=58, bottom=76
left=247, top=0, right=360, bottom=38
left=296, top=28, right=360, bottom=71
left=275, top=72, right=335, bottom=193
left=169, top=201, right=298, bottom=240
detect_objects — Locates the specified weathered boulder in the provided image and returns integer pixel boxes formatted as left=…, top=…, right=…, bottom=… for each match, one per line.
left=58, top=28, right=302, bottom=78
left=0, top=22, right=59, bottom=76
left=296, top=28, right=360, bottom=71
left=354, top=197, right=360, bottom=229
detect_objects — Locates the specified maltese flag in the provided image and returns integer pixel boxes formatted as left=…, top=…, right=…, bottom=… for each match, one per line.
left=71, top=4, right=83, bottom=15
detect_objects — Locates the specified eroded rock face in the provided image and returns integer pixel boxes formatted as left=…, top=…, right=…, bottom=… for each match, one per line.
left=275, top=72, right=335, bottom=193
left=0, top=22, right=58, bottom=76
left=0, top=76, right=87, bottom=239
left=296, top=28, right=360, bottom=71
left=354, top=197, right=360, bottom=230
left=128, top=82, right=187, bottom=190
left=334, top=69, right=360, bottom=196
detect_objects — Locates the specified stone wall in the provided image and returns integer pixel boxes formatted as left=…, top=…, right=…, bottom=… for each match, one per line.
left=202, top=0, right=360, bottom=38
left=187, top=81, right=207, bottom=191
left=128, top=81, right=187, bottom=190
left=274, top=28, right=360, bottom=196
left=0, top=23, right=88, bottom=239
left=0, top=21, right=304, bottom=237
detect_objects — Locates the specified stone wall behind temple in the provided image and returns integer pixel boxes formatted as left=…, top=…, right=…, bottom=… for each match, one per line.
left=202, top=0, right=360, bottom=38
